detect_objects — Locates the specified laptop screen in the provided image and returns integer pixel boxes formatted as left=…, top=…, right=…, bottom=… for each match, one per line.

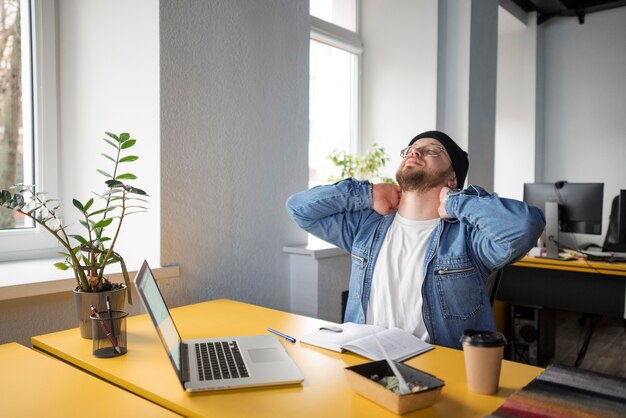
left=135, top=261, right=183, bottom=377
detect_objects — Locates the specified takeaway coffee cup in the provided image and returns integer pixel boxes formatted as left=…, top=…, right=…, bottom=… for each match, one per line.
left=460, top=329, right=507, bottom=394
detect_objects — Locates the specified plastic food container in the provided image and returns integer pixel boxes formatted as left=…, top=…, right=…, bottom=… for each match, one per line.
left=344, top=360, right=445, bottom=415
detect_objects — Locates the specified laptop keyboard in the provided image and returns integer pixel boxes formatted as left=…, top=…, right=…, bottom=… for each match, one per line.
left=195, top=341, right=249, bottom=381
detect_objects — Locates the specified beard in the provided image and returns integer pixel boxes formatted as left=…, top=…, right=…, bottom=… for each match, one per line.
left=396, top=163, right=454, bottom=193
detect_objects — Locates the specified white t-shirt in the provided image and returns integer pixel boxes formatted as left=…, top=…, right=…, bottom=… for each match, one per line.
left=366, top=214, right=438, bottom=341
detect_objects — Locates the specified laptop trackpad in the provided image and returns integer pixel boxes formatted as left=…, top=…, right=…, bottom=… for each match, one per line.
left=247, top=348, right=284, bottom=363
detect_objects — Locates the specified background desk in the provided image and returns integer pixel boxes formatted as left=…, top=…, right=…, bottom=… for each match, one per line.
left=499, top=257, right=626, bottom=318
left=32, top=299, right=542, bottom=418
left=0, top=342, right=179, bottom=418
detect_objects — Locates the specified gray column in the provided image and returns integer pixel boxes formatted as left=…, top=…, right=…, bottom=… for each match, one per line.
left=437, top=0, right=498, bottom=191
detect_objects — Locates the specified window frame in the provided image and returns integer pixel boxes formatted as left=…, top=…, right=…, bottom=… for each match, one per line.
left=0, top=0, right=59, bottom=262
left=307, top=7, right=362, bottom=247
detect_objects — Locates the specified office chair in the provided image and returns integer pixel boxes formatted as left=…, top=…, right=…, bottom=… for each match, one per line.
left=601, top=194, right=626, bottom=333
left=486, top=269, right=503, bottom=307
left=603, top=194, right=625, bottom=252
left=341, top=289, right=349, bottom=323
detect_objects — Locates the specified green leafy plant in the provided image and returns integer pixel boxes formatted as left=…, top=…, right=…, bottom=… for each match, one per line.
left=0, top=132, right=147, bottom=297
left=327, top=143, right=395, bottom=184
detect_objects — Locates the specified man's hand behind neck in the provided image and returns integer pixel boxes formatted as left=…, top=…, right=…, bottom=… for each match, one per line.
left=372, top=183, right=401, bottom=216
left=437, top=186, right=454, bottom=220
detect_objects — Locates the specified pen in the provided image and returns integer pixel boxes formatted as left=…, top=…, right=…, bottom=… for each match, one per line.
left=91, top=304, right=121, bottom=354
left=105, top=296, right=119, bottom=354
left=267, top=327, right=296, bottom=343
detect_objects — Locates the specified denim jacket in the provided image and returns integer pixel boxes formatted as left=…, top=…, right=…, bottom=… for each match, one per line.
left=286, top=178, right=545, bottom=349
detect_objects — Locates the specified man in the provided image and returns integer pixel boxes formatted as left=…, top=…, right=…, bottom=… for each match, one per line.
left=286, top=130, right=545, bottom=349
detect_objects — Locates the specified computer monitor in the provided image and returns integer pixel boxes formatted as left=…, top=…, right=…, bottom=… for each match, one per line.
left=603, top=190, right=626, bottom=253
left=523, top=182, right=604, bottom=258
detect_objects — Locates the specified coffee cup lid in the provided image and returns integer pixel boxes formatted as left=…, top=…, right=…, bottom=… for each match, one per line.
left=460, top=329, right=507, bottom=347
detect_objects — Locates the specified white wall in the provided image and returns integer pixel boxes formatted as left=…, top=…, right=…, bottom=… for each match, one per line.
left=59, top=0, right=160, bottom=265
left=494, top=8, right=537, bottom=201
left=160, top=0, right=309, bottom=310
left=541, top=8, right=626, bottom=246
left=360, top=0, right=438, bottom=179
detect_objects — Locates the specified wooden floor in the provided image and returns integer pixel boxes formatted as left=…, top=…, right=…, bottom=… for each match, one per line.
left=551, top=311, right=626, bottom=378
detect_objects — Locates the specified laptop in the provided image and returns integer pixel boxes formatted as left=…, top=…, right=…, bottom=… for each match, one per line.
left=134, top=260, right=304, bottom=392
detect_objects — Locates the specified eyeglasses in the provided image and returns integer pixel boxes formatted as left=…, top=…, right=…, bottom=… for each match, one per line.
left=400, top=144, right=447, bottom=159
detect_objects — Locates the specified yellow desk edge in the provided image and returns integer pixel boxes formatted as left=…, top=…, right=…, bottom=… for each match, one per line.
left=1, top=342, right=180, bottom=417
left=515, top=255, right=626, bottom=276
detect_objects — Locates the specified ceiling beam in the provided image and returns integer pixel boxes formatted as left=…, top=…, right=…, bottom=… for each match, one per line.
left=508, top=0, right=626, bottom=24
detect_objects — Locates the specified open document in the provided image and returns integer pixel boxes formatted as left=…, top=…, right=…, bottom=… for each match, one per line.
left=301, top=323, right=433, bottom=361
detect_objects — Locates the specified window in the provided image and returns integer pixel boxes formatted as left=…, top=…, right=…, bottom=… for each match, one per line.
left=0, top=0, right=58, bottom=261
left=0, top=0, right=29, bottom=230
left=309, top=0, right=362, bottom=188
left=309, top=39, right=358, bottom=187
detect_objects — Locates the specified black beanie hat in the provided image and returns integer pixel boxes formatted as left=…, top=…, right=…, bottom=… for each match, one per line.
left=408, top=130, right=469, bottom=188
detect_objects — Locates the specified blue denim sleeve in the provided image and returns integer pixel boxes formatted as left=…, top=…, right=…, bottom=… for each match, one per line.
left=445, top=185, right=546, bottom=270
left=285, top=178, right=376, bottom=253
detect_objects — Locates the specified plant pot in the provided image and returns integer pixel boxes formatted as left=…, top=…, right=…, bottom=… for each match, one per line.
left=72, top=286, right=127, bottom=339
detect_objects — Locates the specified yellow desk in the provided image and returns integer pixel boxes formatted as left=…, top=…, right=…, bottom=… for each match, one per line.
left=0, top=342, right=180, bottom=418
left=32, top=299, right=542, bottom=418
left=500, top=256, right=626, bottom=318
left=514, top=255, right=626, bottom=277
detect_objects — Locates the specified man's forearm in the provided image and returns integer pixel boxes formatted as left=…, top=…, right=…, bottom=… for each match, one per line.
left=285, top=178, right=374, bottom=251
left=445, top=185, right=546, bottom=268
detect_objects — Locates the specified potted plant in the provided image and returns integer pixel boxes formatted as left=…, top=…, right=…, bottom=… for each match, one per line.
left=327, top=143, right=396, bottom=184
left=0, top=132, right=147, bottom=338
